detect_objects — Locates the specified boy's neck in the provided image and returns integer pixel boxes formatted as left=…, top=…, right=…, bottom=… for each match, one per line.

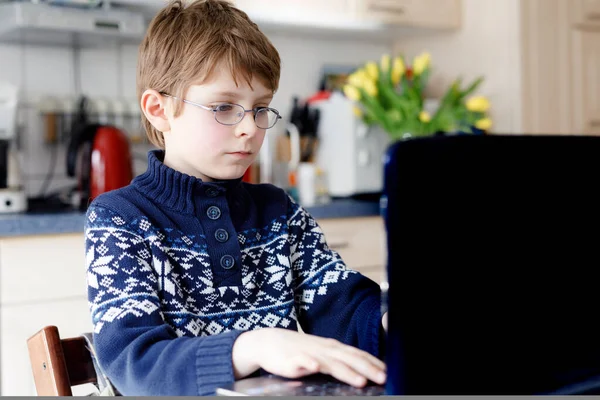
left=162, top=150, right=213, bottom=182
left=132, top=150, right=245, bottom=214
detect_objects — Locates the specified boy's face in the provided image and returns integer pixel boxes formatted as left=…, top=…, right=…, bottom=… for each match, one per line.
left=162, top=67, right=273, bottom=182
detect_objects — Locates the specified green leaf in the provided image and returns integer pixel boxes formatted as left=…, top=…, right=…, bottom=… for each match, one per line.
left=359, top=89, right=394, bottom=132
left=380, top=85, right=413, bottom=120
left=460, top=76, right=484, bottom=100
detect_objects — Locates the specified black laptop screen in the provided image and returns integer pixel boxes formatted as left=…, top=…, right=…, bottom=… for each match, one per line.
left=383, top=134, right=600, bottom=395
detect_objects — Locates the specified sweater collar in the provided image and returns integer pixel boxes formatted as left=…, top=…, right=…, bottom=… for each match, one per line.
left=132, top=150, right=243, bottom=214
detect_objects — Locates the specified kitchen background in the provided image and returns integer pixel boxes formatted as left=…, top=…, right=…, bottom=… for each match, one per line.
left=0, top=0, right=529, bottom=205
left=0, top=0, right=599, bottom=396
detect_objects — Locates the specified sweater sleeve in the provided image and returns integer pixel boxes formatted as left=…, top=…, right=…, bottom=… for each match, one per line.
left=85, top=203, right=243, bottom=396
left=287, top=198, right=383, bottom=358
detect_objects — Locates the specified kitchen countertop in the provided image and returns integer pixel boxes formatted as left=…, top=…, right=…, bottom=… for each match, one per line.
left=0, top=198, right=382, bottom=238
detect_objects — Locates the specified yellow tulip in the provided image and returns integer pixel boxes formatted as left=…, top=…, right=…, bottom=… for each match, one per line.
left=348, top=70, right=365, bottom=88
left=466, top=96, right=491, bottom=113
left=475, top=117, right=492, bottom=130
left=391, top=57, right=405, bottom=86
left=380, top=54, right=391, bottom=73
left=413, top=52, right=431, bottom=76
left=419, top=111, right=431, bottom=123
left=363, top=79, right=378, bottom=97
left=352, top=106, right=363, bottom=117
left=343, top=85, right=361, bottom=101
left=365, top=62, right=379, bottom=80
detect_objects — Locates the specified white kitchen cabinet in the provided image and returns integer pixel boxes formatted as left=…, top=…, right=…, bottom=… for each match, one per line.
left=0, top=298, right=94, bottom=396
left=110, top=0, right=461, bottom=40
left=236, top=0, right=462, bottom=32
left=357, top=0, right=462, bottom=29
left=234, top=0, right=353, bottom=20
left=0, top=234, right=87, bottom=305
left=318, top=216, right=386, bottom=285
left=571, top=30, right=600, bottom=135
left=572, top=0, right=600, bottom=28
left=0, top=233, right=90, bottom=396
left=233, top=0, right=385, bottom=42
left=517, top=0, right=600, bottom=135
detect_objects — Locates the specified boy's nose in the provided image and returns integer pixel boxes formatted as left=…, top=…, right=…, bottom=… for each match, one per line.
left=235, top=111, right=260, bottom=137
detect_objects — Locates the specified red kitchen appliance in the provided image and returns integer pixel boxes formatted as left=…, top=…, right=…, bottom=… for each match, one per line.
left=66, top=98, right=133, bottom=210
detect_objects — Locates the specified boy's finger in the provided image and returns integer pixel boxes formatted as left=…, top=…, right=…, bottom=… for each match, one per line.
left=318, top=357, right=366, bottom=388
left=293, top=354, right=320, bottom=376
left=344, top=345, right=387, bottom=371
left=331, top=349, right=386, bottom=385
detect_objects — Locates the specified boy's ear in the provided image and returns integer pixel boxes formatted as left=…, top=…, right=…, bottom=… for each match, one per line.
left=140, top=89, right=171, bottom=133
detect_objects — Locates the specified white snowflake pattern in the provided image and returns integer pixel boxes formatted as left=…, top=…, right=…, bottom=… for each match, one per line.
left=139, top=219, right=151, bottom=231
left=88, top=202, right=360, bottom=339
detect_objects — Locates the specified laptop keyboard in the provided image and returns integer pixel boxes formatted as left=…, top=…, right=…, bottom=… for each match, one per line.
left=218, top=374, right=386, bottom=396
left=288, top=381, right=385, bottom=396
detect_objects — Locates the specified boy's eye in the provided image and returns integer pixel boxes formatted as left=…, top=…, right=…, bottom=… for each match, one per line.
left=215, top=104, right=235, bottom=112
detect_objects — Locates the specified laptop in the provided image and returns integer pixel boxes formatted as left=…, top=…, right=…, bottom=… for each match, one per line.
left=218, top=134, right=600, bottom=396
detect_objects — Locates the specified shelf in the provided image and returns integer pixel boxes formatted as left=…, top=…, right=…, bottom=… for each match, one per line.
left=249, top=13, right=394, bottom=42
left=0, top=0, right=459, bottom=47
left=0, top=2, right=146, bottom=47
left=0, top=27, right=143, bottom=47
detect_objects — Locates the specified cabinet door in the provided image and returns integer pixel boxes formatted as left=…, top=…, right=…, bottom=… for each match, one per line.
left=358, top=0, right=461, bottom=29
left=234, top=0, right=352, bottom=21
left=0, top=234, right=86, bottom=305
left=520, top=0, right=574, bottom=134
left=571, top=31, right=600, bottom=135
left=317, top=216, right=386, bottom=284
left=0, top=298, right=94, bottom=396
left=573, top=0, right=600, bottom=27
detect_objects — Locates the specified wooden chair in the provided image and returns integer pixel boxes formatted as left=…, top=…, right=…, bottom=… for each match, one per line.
left=27, top=325, right=98, bottom=396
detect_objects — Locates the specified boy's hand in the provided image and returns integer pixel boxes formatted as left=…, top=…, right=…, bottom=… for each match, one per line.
left=232, top=328, right=386, bottom=387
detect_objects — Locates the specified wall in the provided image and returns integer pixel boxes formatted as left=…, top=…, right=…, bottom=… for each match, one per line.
left=0, top=34, right=390, bottom=198
left=393, top=0, right=523, bottom=134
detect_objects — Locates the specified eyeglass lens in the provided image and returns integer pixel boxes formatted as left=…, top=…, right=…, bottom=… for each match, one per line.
left=215, top=104, right=278, bottom=129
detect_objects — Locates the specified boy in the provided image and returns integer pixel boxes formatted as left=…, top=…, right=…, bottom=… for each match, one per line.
left=84, top=0, right=387, bottom=395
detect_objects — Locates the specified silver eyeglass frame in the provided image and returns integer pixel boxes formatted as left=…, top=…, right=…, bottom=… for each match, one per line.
left=160, top=92, right=282, bottom=129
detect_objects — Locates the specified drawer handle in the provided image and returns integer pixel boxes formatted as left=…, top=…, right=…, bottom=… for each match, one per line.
left=369, top=4, right=405, bottom=15
left=590, top=120, right=600, bottom=128
left=329, top=240, right=350, bottom=250
left=587, top=12, right=600, bottom=20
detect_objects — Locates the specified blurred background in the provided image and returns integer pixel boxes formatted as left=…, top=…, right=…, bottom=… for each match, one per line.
left=0, top=0, right=598, bottom=395
left=2, top=0, right=597, bottom=209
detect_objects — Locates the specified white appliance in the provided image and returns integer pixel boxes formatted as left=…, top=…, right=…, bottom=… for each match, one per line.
left=314, top=92, right=391, bottom=197
left=0, top=1, right=146, bottom=46
left=0, top=81, right=27, bottom=214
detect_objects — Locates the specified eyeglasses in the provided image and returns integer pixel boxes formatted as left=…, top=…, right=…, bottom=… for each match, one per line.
left=161, top=93, right=282, bottom=129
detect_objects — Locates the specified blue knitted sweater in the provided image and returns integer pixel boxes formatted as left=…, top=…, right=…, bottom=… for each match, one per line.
left=85, top=150, right=383, bottom=396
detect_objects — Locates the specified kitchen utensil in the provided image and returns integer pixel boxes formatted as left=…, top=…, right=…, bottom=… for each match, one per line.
left=66, top=96, right=134, bottom=210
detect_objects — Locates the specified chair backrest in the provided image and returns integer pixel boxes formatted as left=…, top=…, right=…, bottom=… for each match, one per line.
left=27, top=325, right=97, bottom=396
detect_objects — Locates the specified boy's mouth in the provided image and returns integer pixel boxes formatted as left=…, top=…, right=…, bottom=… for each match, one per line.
left=227, top=151, right=252, bottom=158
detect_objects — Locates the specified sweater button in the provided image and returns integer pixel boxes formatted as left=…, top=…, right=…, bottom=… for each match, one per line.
left=207, top=206, right=221, bottom=220
left=220, top=255, right=235, bottom=269
left=215, top=229, right=229, bottom=243
left=206, top=187, right=219, bottom=197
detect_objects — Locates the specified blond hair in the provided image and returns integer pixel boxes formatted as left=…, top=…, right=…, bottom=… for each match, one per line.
left=136, top=0, right=281, bottom=148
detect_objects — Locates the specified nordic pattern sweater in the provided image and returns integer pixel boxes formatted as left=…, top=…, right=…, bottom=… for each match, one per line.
left=84, top=150, right=383, bottom=396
